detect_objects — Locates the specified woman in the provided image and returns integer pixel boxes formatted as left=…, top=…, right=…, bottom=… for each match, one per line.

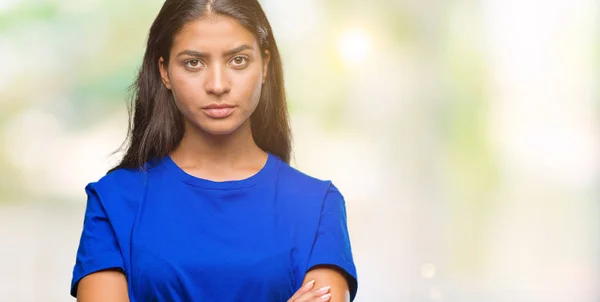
left=70, top=0, right=358, bottom=301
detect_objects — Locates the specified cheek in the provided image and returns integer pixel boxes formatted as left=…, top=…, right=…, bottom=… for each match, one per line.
left=169, top=71, right=202, bottom=105
left=234, top=72, right=263, bottom=106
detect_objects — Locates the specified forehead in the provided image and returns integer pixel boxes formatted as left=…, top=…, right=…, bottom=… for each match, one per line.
left=172, top=15, right=258, bottom=52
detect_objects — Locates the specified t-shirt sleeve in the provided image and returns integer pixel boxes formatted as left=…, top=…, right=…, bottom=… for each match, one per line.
left=70, top=183, right=125, bottom=297
left=306, top=183, right=358, bottom=301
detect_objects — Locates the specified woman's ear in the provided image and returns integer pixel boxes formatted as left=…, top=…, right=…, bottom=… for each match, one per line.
left=158, top=57, right=172, bottom=90
left=262, top=50, right=270, bottom=84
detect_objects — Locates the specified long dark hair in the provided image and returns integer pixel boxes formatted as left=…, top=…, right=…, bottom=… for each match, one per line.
left=109, top=0, right=291, bottom=173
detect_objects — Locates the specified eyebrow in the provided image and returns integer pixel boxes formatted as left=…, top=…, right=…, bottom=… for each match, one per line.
left=176, top=45, right=254, bottom=58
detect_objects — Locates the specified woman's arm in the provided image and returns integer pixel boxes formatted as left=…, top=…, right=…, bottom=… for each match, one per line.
left=300, top=183, right=358, bottom=301
left=76, top=269, right=129, bottom=302
left=302, top=266, right=351, bottom=302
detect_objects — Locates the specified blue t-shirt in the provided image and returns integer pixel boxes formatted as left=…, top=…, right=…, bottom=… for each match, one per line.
left=70, top=152, right=358, bottom=301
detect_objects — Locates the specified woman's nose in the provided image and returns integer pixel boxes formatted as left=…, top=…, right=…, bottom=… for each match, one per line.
left=205, top=65, right=231, bottom=96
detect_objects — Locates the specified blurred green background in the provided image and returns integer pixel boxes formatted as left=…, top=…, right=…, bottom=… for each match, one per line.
left=0, top=0, right=599, bottom=301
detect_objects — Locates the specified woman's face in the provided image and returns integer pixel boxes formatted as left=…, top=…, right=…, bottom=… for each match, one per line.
left=159, top=15, right=270, bottom=136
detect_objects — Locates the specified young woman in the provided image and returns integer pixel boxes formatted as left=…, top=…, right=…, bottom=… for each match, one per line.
left=70, top=0, right=358, bottom=301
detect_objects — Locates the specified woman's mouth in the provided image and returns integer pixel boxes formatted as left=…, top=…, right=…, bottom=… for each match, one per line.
left=202, top=104, right=236, bottom=119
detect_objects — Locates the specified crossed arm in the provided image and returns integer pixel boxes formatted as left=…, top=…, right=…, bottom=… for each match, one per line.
left=294, top=266, right=351, bottom=302
left=76, top=269, right=128, bottom=302
left=76, top=266, right=350, bottom=302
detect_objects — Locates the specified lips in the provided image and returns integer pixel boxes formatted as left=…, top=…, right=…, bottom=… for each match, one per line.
left=201, top=104, right=236, bottom=119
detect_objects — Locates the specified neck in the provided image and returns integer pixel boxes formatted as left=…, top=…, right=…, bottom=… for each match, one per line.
left=170, top=119, right=265, bottom=169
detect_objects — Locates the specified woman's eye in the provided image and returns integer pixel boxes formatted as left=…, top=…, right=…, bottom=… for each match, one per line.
left=185, top=59, right=202, bottom=68
left=231, top=56, right=248, bottom=66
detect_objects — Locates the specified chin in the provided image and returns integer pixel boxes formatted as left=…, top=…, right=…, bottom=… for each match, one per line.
left=197, top=120, right=245, bottom=136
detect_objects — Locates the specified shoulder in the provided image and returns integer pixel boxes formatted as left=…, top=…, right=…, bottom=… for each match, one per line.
left=275, top=159, right=334, bottom=196
left=85, top=166, right=151, bottom=213
left=273, top=158, right=344, bottom=206
left=92, top=166, right=148, bottom=190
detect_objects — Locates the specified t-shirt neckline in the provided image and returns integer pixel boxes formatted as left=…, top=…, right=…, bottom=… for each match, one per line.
left=161, top=152, right=277, bottom=190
